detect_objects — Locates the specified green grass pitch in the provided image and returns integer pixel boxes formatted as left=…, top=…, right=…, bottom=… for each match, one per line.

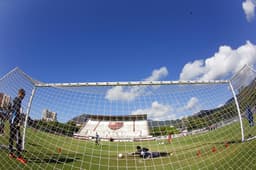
left=0, top=120, right=256, bottom=170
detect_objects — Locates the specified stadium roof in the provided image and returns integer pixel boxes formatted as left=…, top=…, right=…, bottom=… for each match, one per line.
left=87, top=114, right=147, bottom=121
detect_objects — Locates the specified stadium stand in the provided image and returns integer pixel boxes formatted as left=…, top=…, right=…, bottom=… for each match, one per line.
left=74, top=114, right=151, bottom=141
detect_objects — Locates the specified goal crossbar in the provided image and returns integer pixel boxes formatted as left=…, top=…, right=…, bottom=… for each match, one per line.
left=35, top=80, right=229, bottom=87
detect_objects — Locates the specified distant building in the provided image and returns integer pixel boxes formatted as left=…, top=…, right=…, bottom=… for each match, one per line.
left=0, top=93, right=11, bottom=110
left=42, top=109, right=57, bottom=122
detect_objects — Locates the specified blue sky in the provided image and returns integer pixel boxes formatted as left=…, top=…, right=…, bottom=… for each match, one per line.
left=1, top=0, right=256, bottom=122
left=1, top=0, right=256, bottom=83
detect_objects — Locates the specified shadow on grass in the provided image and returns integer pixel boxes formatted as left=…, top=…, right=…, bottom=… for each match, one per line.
left=0, top=145, right=81, bottom=164
left=0, top=144, right=8, bottom=150
left=28, top=142, right=42, bottom=147
left=28, top=153, right=81, bottom=164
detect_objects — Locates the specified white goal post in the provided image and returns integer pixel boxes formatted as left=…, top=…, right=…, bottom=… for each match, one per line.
left=17, top=65, right=255, bottom=149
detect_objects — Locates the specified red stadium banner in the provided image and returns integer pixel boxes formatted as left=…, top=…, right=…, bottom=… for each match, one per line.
left=108, top=122, right=124, bottom=130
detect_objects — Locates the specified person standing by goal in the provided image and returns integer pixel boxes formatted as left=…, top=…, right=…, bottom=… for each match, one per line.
left=8, top=88, right=27, bottom=164
left=246, top=105, right=254, bottom=127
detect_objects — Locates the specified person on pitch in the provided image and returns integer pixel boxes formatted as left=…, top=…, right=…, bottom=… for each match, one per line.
left=8, top=88, right=27, bottom=164
left=246, top=105, right=254, bottom=127
left=95, top=132, right=100, bottom=145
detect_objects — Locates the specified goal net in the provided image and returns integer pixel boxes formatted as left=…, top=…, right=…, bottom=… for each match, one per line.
left=0, top=65, right=255, bottom=169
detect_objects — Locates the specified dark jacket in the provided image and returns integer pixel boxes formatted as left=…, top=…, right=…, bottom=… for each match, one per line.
left=10, top=97, right=22, bottom=126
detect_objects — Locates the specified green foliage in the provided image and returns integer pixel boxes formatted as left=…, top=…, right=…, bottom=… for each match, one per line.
left=28, top=120, right=79, bottom=136
left=182, top=81, right=256, bottom=131
left=150, top=126, right=180, bottom=136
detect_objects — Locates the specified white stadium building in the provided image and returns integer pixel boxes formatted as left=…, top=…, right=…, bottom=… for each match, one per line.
left=74, top=114, right=152, bottom=141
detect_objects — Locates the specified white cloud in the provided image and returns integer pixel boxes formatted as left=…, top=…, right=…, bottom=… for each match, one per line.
left=105, top=86, right=140, bottom=101
left=105, top=67, right=168, bottom=101
left=179, top=41, right=256, bottom=80
left=185, top=97, right=199, bottom=110
left=131, top=97, right=200, bottom=120
left=217, top=103, right=224, bottom=108
left=242, top=0, right=256, bottom=22
left=177, top=97, right=201, bottom=114
left=144, top=67, right=168, bottom=81
left=131, top=101, right=175, bottom=121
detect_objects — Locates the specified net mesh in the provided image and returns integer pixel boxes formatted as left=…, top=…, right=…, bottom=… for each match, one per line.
left=0, top=65, right=256, bottom=169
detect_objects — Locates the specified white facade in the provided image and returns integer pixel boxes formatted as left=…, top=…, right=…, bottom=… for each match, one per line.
left=0, top=93, right=11, bottom=109
left=42, top=109, right=57, bottom=122
left=76, top=119, right=149, bottom=140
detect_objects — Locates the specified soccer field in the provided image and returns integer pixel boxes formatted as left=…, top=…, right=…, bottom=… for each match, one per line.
left=0, top=121, right=256, bottom=170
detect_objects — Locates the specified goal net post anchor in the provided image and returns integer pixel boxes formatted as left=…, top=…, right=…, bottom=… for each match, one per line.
left=228, top=81, right=245, bottom=142
left=22, top=87, right=37, bottom=150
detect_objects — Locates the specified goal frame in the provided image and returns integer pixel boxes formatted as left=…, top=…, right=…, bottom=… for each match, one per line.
left=2, top=66, right=253, bottom=150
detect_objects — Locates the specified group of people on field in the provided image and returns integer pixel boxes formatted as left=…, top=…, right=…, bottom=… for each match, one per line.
left=0, top=88, right=256, bottom=164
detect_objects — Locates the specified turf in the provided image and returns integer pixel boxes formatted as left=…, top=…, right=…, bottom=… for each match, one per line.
left=0, top=120, right=256, bottom=170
